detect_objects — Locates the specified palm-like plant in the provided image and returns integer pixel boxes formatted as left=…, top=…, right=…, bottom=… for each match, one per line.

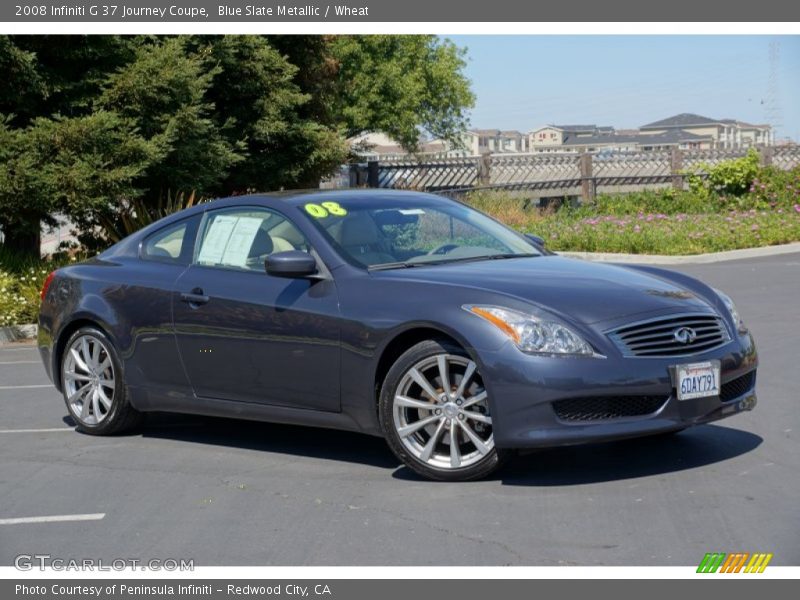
left=98, top=189, right=204, bottom=242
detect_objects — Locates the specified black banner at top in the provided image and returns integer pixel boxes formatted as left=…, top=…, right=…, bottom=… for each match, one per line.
left=2, top=0, right=800, bottom=22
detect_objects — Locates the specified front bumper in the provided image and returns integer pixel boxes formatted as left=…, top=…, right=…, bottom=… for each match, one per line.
left=479, top=332, right=758, bottom=449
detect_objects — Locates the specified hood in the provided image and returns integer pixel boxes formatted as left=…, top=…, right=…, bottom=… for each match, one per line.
left=374, top=255, right=716, bottom=325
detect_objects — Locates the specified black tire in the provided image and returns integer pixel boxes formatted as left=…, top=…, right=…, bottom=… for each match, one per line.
left=60, top=326, right=142, bottom=435
left=379, top=339, right=512, bottom=481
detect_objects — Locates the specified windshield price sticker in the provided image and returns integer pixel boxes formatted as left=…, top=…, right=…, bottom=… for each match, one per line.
left=305, top=202, right=347, bottom=218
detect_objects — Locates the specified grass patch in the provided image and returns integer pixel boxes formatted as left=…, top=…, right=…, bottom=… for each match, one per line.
left=463, top=164, right=800, bottom=255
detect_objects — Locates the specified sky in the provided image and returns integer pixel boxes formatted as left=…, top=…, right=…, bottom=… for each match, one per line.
left=449, top=36, right=800, bottom=141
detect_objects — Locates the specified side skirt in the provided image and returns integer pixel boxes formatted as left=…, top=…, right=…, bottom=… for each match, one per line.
left=127, top=385, right=380, bottom=437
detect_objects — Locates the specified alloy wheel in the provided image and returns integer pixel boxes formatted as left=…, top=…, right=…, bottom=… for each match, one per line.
left=392, top=353, right=494, bottom=470
left=63, top=334, right=116, bottom=426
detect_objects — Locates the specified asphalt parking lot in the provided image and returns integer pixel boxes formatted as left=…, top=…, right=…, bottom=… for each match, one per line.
left=0, top=252, right=798, bottom=566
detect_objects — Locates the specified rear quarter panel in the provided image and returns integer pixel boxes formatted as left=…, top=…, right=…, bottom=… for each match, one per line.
left=39, top=258, right=191, bottom=399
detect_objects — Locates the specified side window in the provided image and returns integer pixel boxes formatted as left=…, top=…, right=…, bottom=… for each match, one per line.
left=142, top=215, right=200, bottom=264
left=195, top=207, right=309, bottom=272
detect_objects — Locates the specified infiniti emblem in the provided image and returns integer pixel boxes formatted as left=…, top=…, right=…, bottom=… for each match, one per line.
left=673, top=326, right=697, bottom=345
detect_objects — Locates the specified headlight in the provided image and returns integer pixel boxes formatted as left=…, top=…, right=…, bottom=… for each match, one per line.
left=714, top=288, right=747, bottom=334
left=464, top=305, right=595, bottom=355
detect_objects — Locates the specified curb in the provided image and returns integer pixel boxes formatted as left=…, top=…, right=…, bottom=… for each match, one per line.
left=557, top=242, right=800, bottom=265
left=0, top=324, right=37, bottom=344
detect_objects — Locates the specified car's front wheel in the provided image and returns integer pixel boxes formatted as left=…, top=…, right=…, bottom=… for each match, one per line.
left=379, top=339, right=511, bottom=481
left=61, top=326, right=141, bottom=435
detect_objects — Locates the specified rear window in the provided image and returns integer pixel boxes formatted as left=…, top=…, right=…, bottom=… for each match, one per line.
left=142, top=215, right=201, bottom=264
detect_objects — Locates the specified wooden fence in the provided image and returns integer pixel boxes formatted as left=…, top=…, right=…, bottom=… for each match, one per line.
left=349, top=146, right=800, bottom=201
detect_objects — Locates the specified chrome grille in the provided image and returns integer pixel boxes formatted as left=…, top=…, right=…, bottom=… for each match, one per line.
left=609, top=313, right=731, bottom=358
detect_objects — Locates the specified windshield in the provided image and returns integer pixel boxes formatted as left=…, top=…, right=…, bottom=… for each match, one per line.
left=297, top=196, right=541, bottom=269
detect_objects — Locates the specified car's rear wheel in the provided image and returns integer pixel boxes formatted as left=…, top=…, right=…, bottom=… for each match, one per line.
left=61, top=326, right=141, bottom=435
left=379, top=339, right=511, bottom=481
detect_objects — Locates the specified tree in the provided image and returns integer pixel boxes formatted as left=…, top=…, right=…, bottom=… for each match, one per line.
left=270, top=35, right=475, bottom=151
left=99, top=38, right=243, bottom=199
left=0, top=35, right=474, bottom=256
left=198, top=35, right=347, bottom=191
left=0, top=112, right=155, bottom=254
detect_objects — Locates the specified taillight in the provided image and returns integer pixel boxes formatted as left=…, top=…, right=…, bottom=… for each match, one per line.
left=40, top=270, right=57, bottom=301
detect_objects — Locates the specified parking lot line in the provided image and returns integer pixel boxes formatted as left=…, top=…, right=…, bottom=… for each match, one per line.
left=0, top=385, right=52, bottom=390
left=0, top=513, right=105, bottom=525
left=0, top=384, right=52, bottom=390
left=0, top=427, right=73, bottom=433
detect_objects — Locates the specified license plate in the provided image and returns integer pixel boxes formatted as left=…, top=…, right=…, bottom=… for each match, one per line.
left=675, top=361, right=720, bottom=400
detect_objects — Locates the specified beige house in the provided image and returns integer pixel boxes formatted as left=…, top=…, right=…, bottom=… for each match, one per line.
left=470, top=129, right=530, bottom=154
left=348, top=132, right=451, bottom=159
left=640, top=113, right=773, bottom=149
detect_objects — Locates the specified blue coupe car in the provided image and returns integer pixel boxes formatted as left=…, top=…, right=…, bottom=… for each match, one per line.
left=38, top=190, right=758, bottom=480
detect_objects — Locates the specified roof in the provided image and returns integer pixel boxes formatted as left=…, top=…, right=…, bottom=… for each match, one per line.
left=551, top=124, right=608, bottom=133
left=471, top=129, right=524, bottom=136
left=720, top=119, right=771, bottom=128
left=640, top=113, right=721, bottom=129
left=562, top=129, right=712, bottom=146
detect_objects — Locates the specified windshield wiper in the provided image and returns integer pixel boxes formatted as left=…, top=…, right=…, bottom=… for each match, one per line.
left=481, top=253, right=540, bottom=261
left=368, top=261, right=431, bottom=271
left=368, top=253, right=539, bottom=271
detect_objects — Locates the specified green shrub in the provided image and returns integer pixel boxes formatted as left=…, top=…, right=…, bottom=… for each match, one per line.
left=685, top=148, right=761, bottom=199
left=0, top=267, right=46, bottom=327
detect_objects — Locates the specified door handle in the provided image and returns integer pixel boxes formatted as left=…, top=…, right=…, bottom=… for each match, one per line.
left=180, top=288, right=209, bottom=306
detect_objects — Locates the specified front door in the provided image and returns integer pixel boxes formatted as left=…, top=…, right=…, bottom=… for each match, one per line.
left=172, top=206, right=341, bottom=411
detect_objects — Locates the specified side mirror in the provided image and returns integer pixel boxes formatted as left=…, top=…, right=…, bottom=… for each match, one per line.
left=525, top=233, right=546, bottom=249
left=265, top=251, right=319, bottom=278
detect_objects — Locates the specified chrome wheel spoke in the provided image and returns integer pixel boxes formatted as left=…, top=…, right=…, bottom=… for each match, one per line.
left=449, top=423, right=461, bottom=468
left=68, top=382, right=91, bottom=403
left=463, top=410, right=492, bottom=424
left=397, top=414, right=441, bottom=438
left=420, top=419, right=446, bottom=462
left=99, top=377, right=115, bottom=389
left=458, top=420, right=490, bottom=455
left=461, top=390, right=487, bottom=409
left=70, top=348, right=90, bottom=374
left=437, top=355, right=451, bottom=396
left=64, top=370, right=92, bottom=383
left=395, top=395, right=436, bottom=411
left=454, top=361, right=477, bottom=399
left=92, top=389, right=102, bottom=419
left=97, top=387, right=113, bottom=409
left=409, top=367, right=440, bottom=401
left=80, top=389, right=92, bottom=419
left=80, top=338, right=93, bottom=368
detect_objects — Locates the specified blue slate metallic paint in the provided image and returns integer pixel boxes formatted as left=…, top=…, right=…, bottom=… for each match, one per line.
left=38, top=190, right=757, bottom=447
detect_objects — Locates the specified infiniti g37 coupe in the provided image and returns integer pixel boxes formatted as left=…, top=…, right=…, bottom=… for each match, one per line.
left=38, top=190, right=758, bottom=481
